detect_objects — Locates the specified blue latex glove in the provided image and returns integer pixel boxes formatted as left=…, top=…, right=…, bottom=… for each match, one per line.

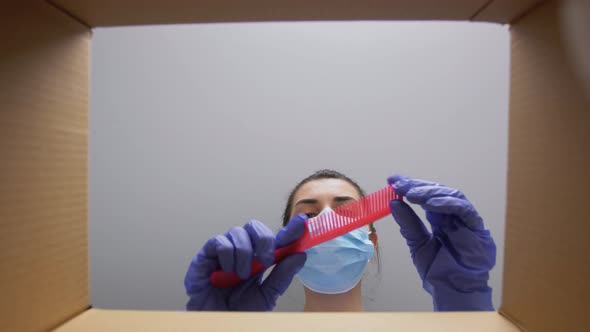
left=184, top=214, right=307, bottom=311
left=388, top=175, right=496, bottom=311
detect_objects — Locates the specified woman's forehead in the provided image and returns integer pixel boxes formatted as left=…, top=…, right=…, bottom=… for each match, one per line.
left=294, top=178, right=360, bottom=202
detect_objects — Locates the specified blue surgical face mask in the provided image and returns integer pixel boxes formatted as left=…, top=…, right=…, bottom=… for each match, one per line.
left=297, top=206, right=374, bottom=294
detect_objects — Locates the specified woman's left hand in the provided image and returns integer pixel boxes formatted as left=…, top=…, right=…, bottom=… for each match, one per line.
left=388, top=174, right=496, bottom=311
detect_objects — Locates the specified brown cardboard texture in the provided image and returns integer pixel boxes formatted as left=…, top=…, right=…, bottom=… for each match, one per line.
left=50, top=0, right=538, bottom=27
left=0, top=1, right=90, bottom=332
left=53, top=310, right=519, bottom=332
left=0, top=0, right=588, bottom=331
left=501, top=1, right=590, bottom=330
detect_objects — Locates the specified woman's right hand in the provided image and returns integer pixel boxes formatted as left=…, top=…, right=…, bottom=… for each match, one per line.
left=184, top=214, right=308, bottom=311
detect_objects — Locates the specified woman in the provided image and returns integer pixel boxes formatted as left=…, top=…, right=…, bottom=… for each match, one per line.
left=184, top=170, right=496, bottom=311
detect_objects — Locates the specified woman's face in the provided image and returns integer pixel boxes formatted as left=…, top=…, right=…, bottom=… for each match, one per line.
left=290, top=178, right=361, bottom=219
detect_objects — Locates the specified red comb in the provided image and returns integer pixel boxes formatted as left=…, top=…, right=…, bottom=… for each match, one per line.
left=210, top=185, right=402, bottom=288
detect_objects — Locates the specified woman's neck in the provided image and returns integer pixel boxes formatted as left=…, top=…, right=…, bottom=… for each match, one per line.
left=303, top=283, right=363, bottom=312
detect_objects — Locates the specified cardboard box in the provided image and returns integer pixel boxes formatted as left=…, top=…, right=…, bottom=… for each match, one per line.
left=1, top=0, right=588, bottom=331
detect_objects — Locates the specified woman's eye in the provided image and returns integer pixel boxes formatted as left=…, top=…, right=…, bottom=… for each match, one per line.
left=305, top=213, right=317, bottom=218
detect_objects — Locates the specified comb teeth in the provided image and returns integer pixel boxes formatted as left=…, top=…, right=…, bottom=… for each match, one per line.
left=309, top=212, right=346, bottom=237
left=306, top=186, right=396, bottom=239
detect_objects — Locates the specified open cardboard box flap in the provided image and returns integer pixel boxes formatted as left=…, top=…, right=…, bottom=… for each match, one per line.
left=1, top=1, right=588, bottom=331
left=54, top=310, right=519, bottom=332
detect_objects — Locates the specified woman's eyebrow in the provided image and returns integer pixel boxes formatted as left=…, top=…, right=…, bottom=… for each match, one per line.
left=333, top=196, right=356, bottom=203
left=294, top=198, right=319, bottom=207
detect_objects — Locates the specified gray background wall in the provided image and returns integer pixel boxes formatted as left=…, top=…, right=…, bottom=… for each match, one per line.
left=90, top=21, right=509, bottom=312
